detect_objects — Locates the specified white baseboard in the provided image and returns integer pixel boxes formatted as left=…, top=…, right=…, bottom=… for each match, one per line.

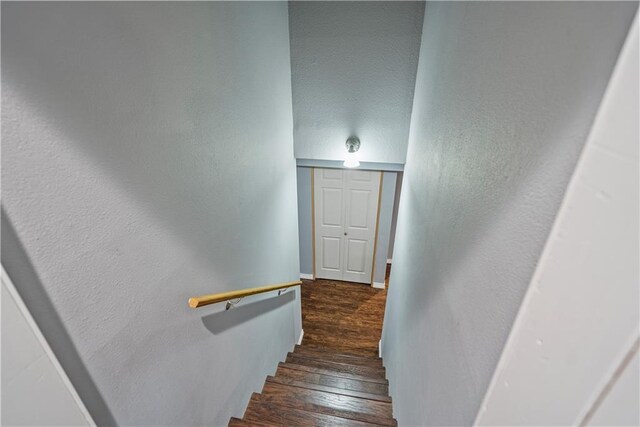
left=372, top=282, right=385, bottom=289
left=300, top=273, right=314, bottom=280
left=297, top=329, right=304, bottom=346
left=387, top=258, right=392, bottom=264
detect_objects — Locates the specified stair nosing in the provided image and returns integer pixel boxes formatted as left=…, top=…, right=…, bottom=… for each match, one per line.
left=287, top=352, right=386, bottom=373
left=261, top=381, right=393, bottom=411
left=228, top=416, right=279, bottom=427
left=243, top=400, right=390, bottom=427
left=294, top=345, right=382, bottom=360
left=276, top=365, right=389, bottom=397
left=286, top=355, right=386, bottom=380
left=266, top=375, right=392, bottom=403
left=252, top=388, right=396, bottom=427
left=295, top=345, right=379, bottom=359
left=279, top=362, right=389, bottom=385
left=291, top=350, right=384, bottom=368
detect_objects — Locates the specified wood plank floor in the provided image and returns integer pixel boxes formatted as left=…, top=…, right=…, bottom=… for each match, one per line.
left=230, top=267, right=396, bottom=426
left=300, top=272, right=389, bottom=358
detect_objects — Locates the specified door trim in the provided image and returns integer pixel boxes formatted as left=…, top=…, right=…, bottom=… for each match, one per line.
left=369, top=172, right=384, bottom=286
left=310, top=167, right=316, bottom=280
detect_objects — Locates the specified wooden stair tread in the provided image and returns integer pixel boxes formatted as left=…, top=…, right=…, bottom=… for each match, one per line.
left=289, top=351, right=383, bottom=370
left=280, top=362, right=388, bottom=385
left=293, top=346, right=383, bottom=368
left=286, top=354, right=385, bottom=379
left=243, top=401, right=380, bottom=426
left=301, top=318, right=383, bottom=335
left=266, top=376, right=391, bottom=403
left=254, top=382, right=395, bottom=426
left=230, top=344, right=395, bottom=427
left=228, top=417, right=278, bottom=426
left=299, top=338, right=379, bottom=358
left=296, top=344, right=379, bottom=359
left=276, top=365, right=389, bottom=396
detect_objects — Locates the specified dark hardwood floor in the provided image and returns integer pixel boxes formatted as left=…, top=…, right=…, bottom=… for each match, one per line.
left=229, top=266, right=395, bottom=426
left=300, top=273, right=389, bottom=358
left=230, top=345, right=396, bottom=426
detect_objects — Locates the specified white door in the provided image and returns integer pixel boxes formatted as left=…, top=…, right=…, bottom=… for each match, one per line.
left=314, top=168, right=381, bottom=284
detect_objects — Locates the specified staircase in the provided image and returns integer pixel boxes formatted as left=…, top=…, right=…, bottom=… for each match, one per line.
left=229, top=344, right=396, bottom=426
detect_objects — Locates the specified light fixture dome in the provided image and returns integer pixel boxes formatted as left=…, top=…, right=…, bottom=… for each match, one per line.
left=343, top=137, right=361, bottom=168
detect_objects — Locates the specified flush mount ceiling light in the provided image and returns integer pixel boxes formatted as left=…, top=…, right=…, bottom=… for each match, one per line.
left=343, top=136, right=361, bottom=168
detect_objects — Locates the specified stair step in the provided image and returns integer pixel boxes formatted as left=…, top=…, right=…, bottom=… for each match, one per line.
left=280, top=362, right=388, bottom=385
left=293, top=346, right=383, bottom=368
left=298, top=338, right=379, bottom=358
left=254, top=382, right=396, bottom=426
left=286, top=355, right=385, bottom=379
left=244, top=401, right=378, bottom=426
left=301, top=322, right=382, bottom=341
left=293, top=344, right=378, bottom=359
left=228, top=417, right=277, bottom=426
left=276, top=365, right=389, bottom=396
left=266, top=376, right=391, bottom=403
left=294, top=345, right=378, bottom=358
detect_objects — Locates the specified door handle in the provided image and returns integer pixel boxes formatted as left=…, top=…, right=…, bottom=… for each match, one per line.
left=344, top=232, right=347, bottom=236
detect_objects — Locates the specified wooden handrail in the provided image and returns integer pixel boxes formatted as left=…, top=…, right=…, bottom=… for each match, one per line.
left=188, top=280, right=302, bottom=308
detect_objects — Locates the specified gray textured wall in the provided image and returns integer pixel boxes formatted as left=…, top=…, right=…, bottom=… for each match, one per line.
left=381, top=2, right=638, bottom=426
left=289, top=2, right=424, bottom=163
left=297, top=167, right=396, bottom=283
left=1, top=2, right=300, bottom=425
left=296, top=167, right=314, bottom=277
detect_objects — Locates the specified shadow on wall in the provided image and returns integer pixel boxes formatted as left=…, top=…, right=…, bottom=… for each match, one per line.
left=1, top=208, right=117, bottom=426
left=1, top=2, right=295, bottom=285
left=2, top=3, right=300, bottom=425
left=201, top=291, right=295, bottom=335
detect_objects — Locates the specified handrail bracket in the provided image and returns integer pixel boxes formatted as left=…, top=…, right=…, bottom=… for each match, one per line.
left=225, top=297, right=244, bottom=311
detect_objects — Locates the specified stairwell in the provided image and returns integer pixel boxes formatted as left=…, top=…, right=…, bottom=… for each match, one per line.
left=229, top=344, right=395, bottom=426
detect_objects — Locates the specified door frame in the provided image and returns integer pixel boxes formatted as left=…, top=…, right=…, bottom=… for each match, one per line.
left=310, top=167, right=384, bottom=287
